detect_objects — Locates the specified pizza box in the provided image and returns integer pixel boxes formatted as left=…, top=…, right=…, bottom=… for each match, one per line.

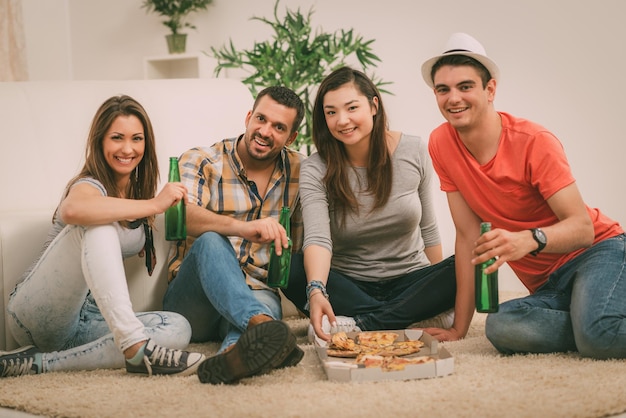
left=314, top=329, right=454, bottom=383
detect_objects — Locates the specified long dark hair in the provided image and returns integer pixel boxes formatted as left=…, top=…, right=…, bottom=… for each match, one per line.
left=61, top=95, right=159, bottom=225
left=312, top=66, right=392, bottom=223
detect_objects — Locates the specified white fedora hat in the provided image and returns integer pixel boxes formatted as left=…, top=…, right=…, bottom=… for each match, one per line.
left=421, top=32, right=500, bottom=88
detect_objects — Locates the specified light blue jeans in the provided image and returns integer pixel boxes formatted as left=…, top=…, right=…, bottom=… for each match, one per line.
left=163, top=232, right=282, bottom=353
left=6, top=223, right=192, bottom=372
left=486, top=233, right=626, bottom=359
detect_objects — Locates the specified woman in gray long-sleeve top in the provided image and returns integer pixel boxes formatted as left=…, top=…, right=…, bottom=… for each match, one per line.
left=283, top=67, right=457, bottom=343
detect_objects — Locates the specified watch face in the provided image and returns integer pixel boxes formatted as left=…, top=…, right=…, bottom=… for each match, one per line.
left=534, top=228, right=547, bottom=244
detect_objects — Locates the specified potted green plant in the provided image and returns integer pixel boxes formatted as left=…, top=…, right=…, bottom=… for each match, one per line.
left=142, top=0, right=214, bottom=54
left=209, top=0, right=391, bottom=153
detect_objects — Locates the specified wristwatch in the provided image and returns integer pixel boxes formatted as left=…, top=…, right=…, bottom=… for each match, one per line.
left=530, top=228, right=547, bottom=256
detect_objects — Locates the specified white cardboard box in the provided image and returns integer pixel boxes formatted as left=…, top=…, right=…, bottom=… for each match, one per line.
left=315, top=329, right=454, bottom=383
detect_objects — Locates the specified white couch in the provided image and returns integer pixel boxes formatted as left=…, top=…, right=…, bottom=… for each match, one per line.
left=0, top=78, right=258, bottom=351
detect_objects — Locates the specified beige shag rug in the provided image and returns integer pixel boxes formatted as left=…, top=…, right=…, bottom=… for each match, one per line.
left=1, top=292, right=625, bottom=418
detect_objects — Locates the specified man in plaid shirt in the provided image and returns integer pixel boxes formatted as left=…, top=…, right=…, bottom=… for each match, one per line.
left=163, top=86, right=306, bottom=384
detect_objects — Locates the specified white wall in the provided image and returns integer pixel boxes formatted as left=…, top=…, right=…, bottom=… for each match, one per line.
left=21, top=0, right=72, bottom=79
left=19, top=0, right=626, bottom=292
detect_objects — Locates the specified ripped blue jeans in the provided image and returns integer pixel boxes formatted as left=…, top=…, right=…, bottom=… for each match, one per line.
left=7, top=223, right=192, bottom=372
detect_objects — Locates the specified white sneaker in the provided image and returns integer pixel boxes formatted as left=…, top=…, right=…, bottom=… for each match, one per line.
left=307, top=315, right=361, bottom=343
left=409, top=308, right=455, bottom=329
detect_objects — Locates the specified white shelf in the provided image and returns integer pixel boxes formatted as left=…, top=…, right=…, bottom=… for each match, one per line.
left=143, top=53, right=215, bottom=79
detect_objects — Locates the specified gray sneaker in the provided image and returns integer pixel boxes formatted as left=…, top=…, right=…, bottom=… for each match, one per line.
left=0, top=346, right=42, bottom=378
left=409, top=308, right=455, bottom=329
left=125, top=339, right=205, bottom=377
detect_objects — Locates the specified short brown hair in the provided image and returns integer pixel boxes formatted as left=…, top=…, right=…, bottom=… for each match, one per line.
left=431, top=54, right=493, bottom=88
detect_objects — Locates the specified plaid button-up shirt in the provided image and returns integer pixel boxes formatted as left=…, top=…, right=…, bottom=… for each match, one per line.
left=168, top=136, right=304, bottom=289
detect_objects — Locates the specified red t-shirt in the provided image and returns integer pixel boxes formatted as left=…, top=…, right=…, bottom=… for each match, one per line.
left=429, top=112, right=623, bottom=293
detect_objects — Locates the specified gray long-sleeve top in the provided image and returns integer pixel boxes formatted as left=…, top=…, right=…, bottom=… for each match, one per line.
left=300, top=133, right=441, bottom=282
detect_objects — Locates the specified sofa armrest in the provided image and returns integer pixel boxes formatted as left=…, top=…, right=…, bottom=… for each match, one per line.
left=0, top=210, right=54, bottom=350
left=0, top=211, right=171, bottom=351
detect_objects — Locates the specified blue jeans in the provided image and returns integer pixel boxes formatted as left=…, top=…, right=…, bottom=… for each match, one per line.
left=283, top=254, right=456, bottom=330
left=486, top=233, right=626, bottom=359
left=163, top=232, right=282, bottom=352
left=7, top=224, right=192, bottom=372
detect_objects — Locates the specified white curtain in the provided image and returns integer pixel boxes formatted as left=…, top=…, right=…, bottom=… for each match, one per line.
left=0, top=0, right=28, bottom=81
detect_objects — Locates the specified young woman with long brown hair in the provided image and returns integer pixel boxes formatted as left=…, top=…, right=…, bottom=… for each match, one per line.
left=1, top=95, right=204, bottom=377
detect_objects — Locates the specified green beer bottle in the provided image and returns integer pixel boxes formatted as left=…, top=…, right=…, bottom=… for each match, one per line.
left=475, top=222, right=499, bottom=313
left=164, top=157, right=187, bottom=241
left=267, top=206, right=292, bottom=288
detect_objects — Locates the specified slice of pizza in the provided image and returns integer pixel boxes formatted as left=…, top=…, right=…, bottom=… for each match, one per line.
left=326, top=348, right=361, bottom=358
left=389, top=356, right=435, bottom=371
left=329, top=331, right=357, bottom=351
left=356, top=331, right=399, bottom=348
left=380, top=340, right=425, bottom=357
left=326, top=331, right=360, bottom=358
left=355, top=354, right=385, bottom=368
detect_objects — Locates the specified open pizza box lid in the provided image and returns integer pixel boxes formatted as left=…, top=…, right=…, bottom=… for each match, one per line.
left=314, top=329, right=454, bottom=382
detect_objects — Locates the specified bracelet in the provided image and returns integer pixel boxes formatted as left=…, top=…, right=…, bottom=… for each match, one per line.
left=304, top=280, right=329, bottom=310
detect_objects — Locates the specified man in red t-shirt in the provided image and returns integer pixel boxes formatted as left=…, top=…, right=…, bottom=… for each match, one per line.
left=421, top=32, right=626, bottom=359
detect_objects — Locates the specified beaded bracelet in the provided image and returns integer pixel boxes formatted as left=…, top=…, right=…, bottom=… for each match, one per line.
left=304, top=280, right=329, bottom=310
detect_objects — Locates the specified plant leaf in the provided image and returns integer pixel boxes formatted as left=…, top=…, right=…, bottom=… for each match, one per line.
left=207, top=0, right=392, bottom=152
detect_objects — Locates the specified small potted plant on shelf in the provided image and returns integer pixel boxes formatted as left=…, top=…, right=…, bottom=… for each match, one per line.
left=142, top=0, right=214, bottom=54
